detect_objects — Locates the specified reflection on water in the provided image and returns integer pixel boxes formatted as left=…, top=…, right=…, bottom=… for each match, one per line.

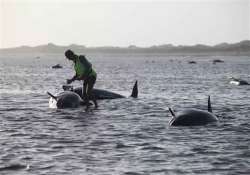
left=0, top=54, right=250, bottom=174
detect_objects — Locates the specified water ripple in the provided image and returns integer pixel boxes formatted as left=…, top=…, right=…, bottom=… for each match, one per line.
left=0, top=55, right=250, bottom=174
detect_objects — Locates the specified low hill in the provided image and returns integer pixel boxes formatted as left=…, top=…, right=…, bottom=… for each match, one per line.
left=1, top=40, right=250, bottom=55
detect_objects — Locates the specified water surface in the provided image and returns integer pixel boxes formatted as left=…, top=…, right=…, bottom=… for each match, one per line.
left=0, top=54, right=250, bottom=174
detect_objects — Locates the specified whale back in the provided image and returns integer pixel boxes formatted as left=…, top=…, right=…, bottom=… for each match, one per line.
left=71, top=81, right=138, bottom=100
left=63, top=81, right=138, bottom=100
left=169, top=109, right=218, bottom=126
left=49, top=91, right=83, bottom=109
left=73, top=87, right=125, bottom=100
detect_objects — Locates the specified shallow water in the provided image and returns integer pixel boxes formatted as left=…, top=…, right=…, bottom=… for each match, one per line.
left=0, top=53, right=250, bottom=174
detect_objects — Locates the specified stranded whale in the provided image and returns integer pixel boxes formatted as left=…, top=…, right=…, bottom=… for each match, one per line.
left=168, top=96, right=218, bottom=126
left=229, top=77, right=249, bottom=85
left=47, top=91, right=84, bottom=109
left=63, top=81, right=138, bottom=100
left=48, top=81, right=138, bottom=108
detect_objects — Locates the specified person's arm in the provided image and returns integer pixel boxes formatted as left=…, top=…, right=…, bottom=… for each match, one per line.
left=67, top=74, right=78, bottom=84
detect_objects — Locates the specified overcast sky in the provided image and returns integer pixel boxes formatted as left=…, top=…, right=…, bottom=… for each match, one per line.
left=0, top=0, right=249, bottom=48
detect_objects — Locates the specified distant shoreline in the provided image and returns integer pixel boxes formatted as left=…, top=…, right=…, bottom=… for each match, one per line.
left=0, top=40, right=250, bottom=56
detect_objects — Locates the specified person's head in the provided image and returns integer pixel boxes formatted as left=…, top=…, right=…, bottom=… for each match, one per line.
left=65, top=49, right=75, bottom=60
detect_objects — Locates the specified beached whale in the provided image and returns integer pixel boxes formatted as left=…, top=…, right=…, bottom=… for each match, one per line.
left=213, top=59, right=224, bottom=64
left=47, top=81, right=138, bottom=108
left=229, top=77, right=249, bottom=85
left=47, top=91, right=84, bottom=109
left=168, top=96, right=218, bottom=126
left=62, top=81, right=138, bottom=100
left=52, top=64, right=63, bottom=69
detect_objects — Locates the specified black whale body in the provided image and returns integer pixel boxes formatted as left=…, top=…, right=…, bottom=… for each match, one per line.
left=48, top=81, right=138, bottom=109
left=73, top=88, right=125, bottom=99
left=52, top=64, right=63, bottom=69
left=169, top=109, right=218, bottom=126
left=169, top=96, right=218, bottom=126
left=48, top=91, right=83, bottom=109
left=64, top=81, right=138, bottom=100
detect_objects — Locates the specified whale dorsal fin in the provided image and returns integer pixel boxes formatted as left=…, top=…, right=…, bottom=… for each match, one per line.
left=208, top=95, right=212, bottom=113
left=169, top=107, right=176, bottom=118
left=130, top=80, right=138, bottom=98
left=47, top=92, right=57, bottom=100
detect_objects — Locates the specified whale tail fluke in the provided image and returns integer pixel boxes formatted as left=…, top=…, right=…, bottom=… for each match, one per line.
left=208, top=95, right=212, bottom=113
left=169, top=107, right=176, bottom=118
left=130, top=80, right=138, bottom=98
left=47, top=91, right=57, bottom=100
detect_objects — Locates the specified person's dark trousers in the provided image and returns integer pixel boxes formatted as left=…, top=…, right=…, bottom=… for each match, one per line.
left=82, top=75, right=98, bottom=109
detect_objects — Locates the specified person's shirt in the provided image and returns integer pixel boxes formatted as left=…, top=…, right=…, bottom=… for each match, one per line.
left=74, top=55, right=96, bottom=78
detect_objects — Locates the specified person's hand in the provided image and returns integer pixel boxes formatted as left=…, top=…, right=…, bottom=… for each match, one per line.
left=67, top=79, right=73, bottom=84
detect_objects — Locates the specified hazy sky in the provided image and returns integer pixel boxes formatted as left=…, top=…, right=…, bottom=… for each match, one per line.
left=0, top=0, right=249, bottom=48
